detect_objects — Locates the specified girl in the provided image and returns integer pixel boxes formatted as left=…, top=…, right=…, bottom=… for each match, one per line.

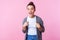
left=22, top=2, right=45, bottom=40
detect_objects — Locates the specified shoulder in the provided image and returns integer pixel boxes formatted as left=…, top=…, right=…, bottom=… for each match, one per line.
left=22, top=17, right=27, bottom=24
left=36, top=15, right=44, bottom=26
left=36, top=15, right=43, bottom=22
left=23, top=17, right=27, bottom=21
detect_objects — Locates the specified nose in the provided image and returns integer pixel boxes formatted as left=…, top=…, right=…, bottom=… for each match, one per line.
left=29, top=10, right=32, bottom=12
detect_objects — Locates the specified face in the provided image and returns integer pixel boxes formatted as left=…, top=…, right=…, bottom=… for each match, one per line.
left=27, top=5, right=35, bottom=17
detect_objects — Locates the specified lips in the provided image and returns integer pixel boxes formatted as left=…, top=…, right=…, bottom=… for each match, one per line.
left=29, top=13, right=32, bottom=14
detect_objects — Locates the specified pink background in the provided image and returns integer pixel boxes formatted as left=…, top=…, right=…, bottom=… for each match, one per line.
left=0, top=0, right=60, bottom=40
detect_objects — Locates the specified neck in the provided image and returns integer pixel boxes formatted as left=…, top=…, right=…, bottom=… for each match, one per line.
left=29, top=15, right=35, bottom=18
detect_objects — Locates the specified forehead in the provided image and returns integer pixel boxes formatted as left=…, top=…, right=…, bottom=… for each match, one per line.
left=27, top=5, right=34, bottom=8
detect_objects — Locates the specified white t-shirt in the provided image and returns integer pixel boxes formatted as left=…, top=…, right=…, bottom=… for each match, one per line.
left=27, top=16, right=37, bottom=35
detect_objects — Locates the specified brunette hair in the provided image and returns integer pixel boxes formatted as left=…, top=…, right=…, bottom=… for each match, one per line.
left=27, top=1, right=36, bottom=11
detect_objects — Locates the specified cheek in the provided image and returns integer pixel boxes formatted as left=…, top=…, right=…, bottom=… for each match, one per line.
left=27, top=10, right=30, bottom=13
left=32, top=10, right=35, bottom=13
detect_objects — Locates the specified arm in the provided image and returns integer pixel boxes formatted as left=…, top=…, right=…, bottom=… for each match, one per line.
left=36, top=17, right=45, bottom=32
left=36, top=22, right=45, bottom=32
left=22, top=22, right=28, bottom=33
left=22, top=17, right=28, bottom=33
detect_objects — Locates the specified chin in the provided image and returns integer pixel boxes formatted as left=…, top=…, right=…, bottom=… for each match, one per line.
left=29, top=15, right=34, bottom=17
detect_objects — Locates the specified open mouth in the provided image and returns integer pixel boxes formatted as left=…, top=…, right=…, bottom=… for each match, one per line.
left=29, top=13, right=32, bottom=14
